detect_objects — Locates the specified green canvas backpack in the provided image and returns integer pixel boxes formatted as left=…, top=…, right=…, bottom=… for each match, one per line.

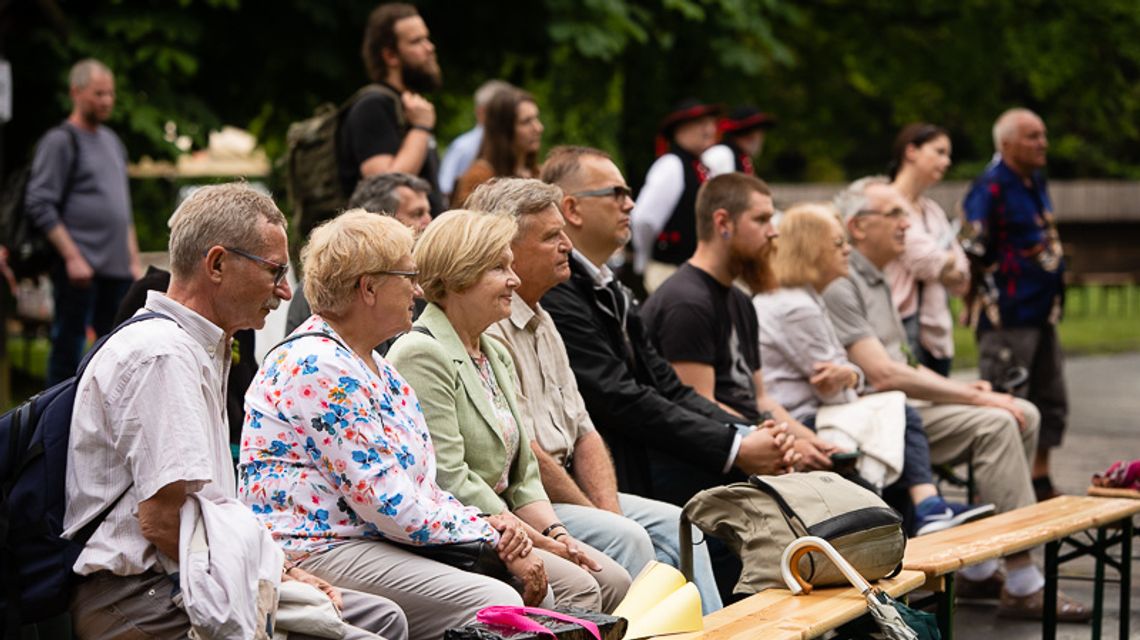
left=680, top=471, right=905, bottom=595
left=284, top=83, right=405, bottom=245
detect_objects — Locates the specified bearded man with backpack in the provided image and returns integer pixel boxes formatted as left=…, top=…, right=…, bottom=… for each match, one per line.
left=286, top=3, right=444, bottom=242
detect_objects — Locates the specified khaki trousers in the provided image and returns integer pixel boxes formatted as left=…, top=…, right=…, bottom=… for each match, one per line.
left=299, top=540, right=523, bottom=640
left=533, top=543, right=632, bottom=614
left=70, top=570, right=408, bottom=640
left=916, top=397, right=1039, bottom=514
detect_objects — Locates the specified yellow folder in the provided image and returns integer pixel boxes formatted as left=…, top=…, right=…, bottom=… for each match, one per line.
left=613, top=562, right=703, bottom=639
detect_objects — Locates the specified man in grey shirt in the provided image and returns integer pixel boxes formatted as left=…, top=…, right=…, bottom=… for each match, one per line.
left=823, top=177, right=1089, bottom=621
left=25, top=58, right=141, bottom=384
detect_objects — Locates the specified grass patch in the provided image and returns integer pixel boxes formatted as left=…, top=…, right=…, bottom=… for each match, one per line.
left=950, top=285, right=1140, bottom=370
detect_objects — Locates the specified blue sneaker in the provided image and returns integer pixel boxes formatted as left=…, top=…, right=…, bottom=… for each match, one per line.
left=914, top=496, right=996, bottom=536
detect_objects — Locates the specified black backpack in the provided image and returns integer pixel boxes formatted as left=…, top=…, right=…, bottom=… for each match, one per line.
left=0, top=124, right=80, bottom=280
left=0, top=311, right=173, bottom=632
left=284, top=84, right=405, bottom=243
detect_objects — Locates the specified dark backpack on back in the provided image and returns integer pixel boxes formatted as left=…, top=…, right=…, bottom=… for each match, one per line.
left=0, top=124, right=80, bottom=280
left=284, top=84, right=405, bottom=242
left=0, top=311, right=173, bottom=632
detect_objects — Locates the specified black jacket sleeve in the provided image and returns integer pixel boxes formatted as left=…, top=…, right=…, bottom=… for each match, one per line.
left=542, top=281, right=736, bottom=474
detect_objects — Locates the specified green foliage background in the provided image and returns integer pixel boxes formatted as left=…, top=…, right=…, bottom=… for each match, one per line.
left=4, top=0, right=1140, bottom=249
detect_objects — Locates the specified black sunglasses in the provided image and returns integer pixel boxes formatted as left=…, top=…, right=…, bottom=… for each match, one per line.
left=571, top=185, right=634, bottom=201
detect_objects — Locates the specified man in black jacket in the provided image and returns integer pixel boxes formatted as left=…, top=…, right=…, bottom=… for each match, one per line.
left=539, top=146, right=799, bottom=508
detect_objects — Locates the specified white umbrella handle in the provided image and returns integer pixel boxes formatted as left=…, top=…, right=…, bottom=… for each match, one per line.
left=780, top=535, right=873, bottom=595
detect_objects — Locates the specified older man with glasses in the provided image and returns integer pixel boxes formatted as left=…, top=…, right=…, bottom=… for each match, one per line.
left=821, top=177, right=1089, bottom=621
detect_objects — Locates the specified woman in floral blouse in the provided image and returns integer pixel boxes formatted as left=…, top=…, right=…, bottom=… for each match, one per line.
left=239, top=211, right=545, bottom=640
left=388, top=210, right=631, bottom=614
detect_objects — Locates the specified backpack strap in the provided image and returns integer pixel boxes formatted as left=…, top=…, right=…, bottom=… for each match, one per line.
left=75, top=311, right=177, bottom=380
left=55, top=123, right=82, bottom=223
left=269, top=330, right=349, bottom=355
left=345, top=83, right=406, bottom=132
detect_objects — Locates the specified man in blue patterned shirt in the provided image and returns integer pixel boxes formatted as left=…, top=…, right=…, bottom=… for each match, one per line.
left=963, top=108, right=1067, bottom=502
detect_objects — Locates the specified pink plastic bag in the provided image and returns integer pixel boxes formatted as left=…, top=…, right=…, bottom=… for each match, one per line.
left=476, top=606, right=602, bottom=640
left=1092, top=459, right=1140, bottom=490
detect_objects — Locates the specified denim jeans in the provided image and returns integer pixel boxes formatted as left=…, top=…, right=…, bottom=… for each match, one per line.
left=554, top=492, right=724, bottom=614
left=48, top=266, right=132, bottom=385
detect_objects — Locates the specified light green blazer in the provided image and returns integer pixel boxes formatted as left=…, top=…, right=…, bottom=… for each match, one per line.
left=387, top=302, right=548, bottom=514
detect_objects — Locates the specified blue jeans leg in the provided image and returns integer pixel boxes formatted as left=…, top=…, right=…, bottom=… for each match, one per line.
left=48, top=272, right=132, bottom=385
left=553, top=502, right=655, bottom=581
left=617, top=493, right=724, bottom=614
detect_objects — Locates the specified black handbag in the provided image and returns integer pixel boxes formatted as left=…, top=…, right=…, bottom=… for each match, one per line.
left=395, top=539, right=514, bottom=584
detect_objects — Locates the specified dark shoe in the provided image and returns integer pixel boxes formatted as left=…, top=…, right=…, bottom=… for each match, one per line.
left=1033, top=476, right=1062, bottom=502
left=998, top=587, right=1092, bottom=623
left=955, top=570, right=1005, bottom=601
left=914, top=497, right=996, bottom=536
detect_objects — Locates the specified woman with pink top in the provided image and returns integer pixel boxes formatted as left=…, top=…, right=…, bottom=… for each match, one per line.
left=885, top=123, right=970, bottom=376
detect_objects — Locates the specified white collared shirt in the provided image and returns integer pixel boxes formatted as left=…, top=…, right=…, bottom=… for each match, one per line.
left=64, top=291, right=235, bottom=576
left=571, top=249, right=614, bottom=288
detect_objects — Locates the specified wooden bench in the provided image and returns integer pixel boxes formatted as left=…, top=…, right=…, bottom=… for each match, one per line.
left=659, top=570, right=927, bottom=640
left=1088, top=486, right=1140, bottom=500
left=903, top=495, right=1140, bottom=640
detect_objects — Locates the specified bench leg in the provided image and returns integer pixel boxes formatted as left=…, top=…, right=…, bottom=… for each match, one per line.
left=937, top=573, right=955, bottom=640
left=1044, top=539, right=1059, bottom=640
left=1092, top=527, right=1105, bottom=639
left=1120, top=517, right=1132, bottom=640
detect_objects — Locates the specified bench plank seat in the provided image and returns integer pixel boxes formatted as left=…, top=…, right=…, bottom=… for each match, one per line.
left=660, top=570, right=926, bottom=640
left=903, top=496, right=1140, bottom=577
left=1087, top=486, right=1140, bottom=500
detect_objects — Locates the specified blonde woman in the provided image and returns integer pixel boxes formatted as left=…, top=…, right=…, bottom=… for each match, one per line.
left=754, top=204, right=992, bottom=536
left=239, top=211, right=543, bottom=640
left=388, top=210, right=631, bottom=613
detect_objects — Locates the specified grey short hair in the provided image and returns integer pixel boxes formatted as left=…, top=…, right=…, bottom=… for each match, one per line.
left=475, top=80, right=514, bottom=109
left=168, top=182, right=287, bottom=280
left=992, top=108, right=1039, bottom=152
left=70, top=59, right=112, bottom=89
left=465, top=177, right=563, bottom=232
left=833, top=175, right=890, bottom=224
left=347, top=172, right=431, bottom=215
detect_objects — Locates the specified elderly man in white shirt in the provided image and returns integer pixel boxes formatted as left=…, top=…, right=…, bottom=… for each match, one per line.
left=63, top=183, right=408, bottom=639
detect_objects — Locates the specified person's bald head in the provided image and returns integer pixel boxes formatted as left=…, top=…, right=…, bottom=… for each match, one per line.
left=993, top=108, right=1048, bottom=177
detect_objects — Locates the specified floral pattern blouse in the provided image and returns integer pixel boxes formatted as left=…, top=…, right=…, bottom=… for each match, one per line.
left=238, top=316, right=498, bottom=560
left=471, top=352, right=521, bottom=493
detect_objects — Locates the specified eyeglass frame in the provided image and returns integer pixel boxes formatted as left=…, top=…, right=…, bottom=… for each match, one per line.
left=853, top=207, right=907, bottom=220
left=220, top=246, right=290, bottom=286
left=356, top=270, right=420, bottom=288
left=570, top=185, right=634, bottom=201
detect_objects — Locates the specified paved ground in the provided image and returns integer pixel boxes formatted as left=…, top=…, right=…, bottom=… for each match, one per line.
left=946, top=352, right=1140, bottom=639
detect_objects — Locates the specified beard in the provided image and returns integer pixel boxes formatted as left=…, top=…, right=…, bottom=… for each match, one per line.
left=736, top=240, right=778, bottom=295
left=402, top=60, right=442, bottom=93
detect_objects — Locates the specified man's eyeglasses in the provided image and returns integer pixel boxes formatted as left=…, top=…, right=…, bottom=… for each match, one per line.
left=224, top=247, right=289, bottom=286
left=571, top=185, right=634, bottom=201
left=854, top=207, right=906, bottom=220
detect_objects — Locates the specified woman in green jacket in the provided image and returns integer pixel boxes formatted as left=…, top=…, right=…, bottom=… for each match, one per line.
left=389, top=209, right=631, bottom=613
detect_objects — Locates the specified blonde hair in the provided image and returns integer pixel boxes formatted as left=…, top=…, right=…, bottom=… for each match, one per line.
left=301, top=209, right=414, bottom=316
left=773, top=203, right=844, bottom=289
left=414, top=210, right=517, bottom=303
